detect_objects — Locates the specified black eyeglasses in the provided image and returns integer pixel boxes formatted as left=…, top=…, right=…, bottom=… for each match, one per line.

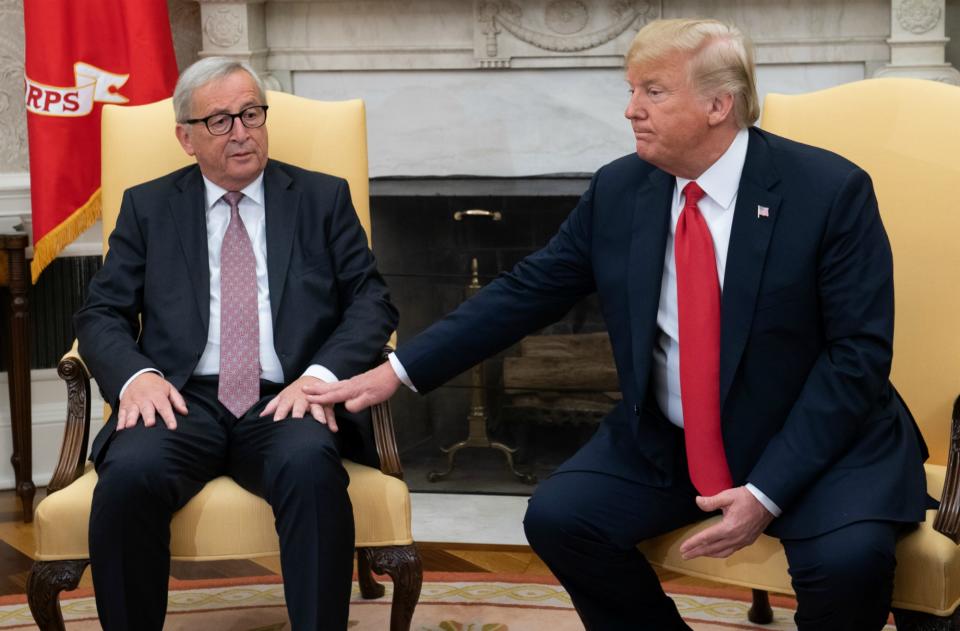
left=183, top=105, right=269, bottom=136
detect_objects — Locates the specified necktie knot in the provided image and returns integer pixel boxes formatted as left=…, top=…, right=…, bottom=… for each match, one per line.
left=682, top=181, right=705, bottom=210
left=223, top=191, right=244, bottom=215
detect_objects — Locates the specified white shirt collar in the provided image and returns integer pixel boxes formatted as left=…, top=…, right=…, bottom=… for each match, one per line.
left=675, top=127, right=749, bottom=210
left=202, top=170, right=265, bottom=210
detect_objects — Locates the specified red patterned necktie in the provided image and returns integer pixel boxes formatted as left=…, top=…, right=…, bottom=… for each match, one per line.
left=218, top=191, right=260, bottom=417
left=675, top=181, right=733, bottom=496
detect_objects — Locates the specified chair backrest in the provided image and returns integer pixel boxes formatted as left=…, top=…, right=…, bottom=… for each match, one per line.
left=760, top=78, right=960, bottom=464
left=100, top=90, right=371, bottom=252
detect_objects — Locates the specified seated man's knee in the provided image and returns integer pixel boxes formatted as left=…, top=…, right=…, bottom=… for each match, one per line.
left=789, top=522, right=897, bottom=597
left=266, top=426, right=345, bottom=491
left=823, top=541, right=894, bottom=591
left=94, top=444, right=176, bottom=507
left=788, top=523, right=898, bottom=630
left=524, top=479, right=590, bottom=556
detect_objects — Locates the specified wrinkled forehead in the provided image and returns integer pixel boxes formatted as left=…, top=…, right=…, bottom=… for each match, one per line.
left=191, top=70, right=263, bottom=115
left=625, top=50, right=694, bottom=85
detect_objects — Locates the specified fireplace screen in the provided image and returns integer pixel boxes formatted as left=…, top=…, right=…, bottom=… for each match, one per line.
left=371, top=181, right=615, bottom=495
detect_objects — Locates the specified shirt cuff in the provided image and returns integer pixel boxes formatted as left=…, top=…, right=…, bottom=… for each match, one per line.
left=303, top=364, right=339, bottom=383
left=746, top=483, right=782, bottom=517
left=119, top=368, right=164, bottom=401
left=388, top=352, right=418, bottom=393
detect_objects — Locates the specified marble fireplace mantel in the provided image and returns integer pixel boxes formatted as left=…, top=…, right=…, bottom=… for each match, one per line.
left=192, top=0, right=960, bottom=177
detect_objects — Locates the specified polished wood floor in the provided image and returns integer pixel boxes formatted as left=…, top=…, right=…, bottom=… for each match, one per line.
left=0, top=487, right=714, bottom=599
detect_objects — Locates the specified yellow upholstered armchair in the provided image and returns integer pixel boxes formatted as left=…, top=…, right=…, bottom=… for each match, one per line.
left=26, top=92, right=422, bottom=630
left=637, top=78, right=960, bottom=629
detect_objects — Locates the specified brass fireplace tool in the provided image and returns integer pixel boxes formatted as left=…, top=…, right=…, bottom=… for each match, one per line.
left=427, top=210, right=537, bottom=484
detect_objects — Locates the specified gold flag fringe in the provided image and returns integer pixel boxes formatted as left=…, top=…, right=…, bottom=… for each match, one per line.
left=30, top=188, right=102, bottom=283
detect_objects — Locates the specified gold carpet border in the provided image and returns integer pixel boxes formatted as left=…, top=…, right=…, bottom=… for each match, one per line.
left=0, top=581, right=900, bottom=629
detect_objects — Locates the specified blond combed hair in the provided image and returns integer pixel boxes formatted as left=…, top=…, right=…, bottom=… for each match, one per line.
left=626, top=19, right=760, bottom=128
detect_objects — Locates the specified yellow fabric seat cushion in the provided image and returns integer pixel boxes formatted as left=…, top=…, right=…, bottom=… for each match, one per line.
left=34, top=460, right=412, bottom=562
left=638, top=464, right=960, bottom=616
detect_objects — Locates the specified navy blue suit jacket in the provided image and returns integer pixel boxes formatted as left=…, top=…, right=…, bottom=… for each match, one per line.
left=77, top=159, right=398, bottom=467
left=397, top=128, right=929, bottom=539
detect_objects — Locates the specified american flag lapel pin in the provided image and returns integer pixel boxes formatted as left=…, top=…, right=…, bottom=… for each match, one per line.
left=757, top=205, right=770, bottom=219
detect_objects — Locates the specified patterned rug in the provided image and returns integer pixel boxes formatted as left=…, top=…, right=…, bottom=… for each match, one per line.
left=0, top=572, right=896, bottom=630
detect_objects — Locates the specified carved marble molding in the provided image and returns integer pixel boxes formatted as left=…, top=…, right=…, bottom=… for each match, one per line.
left=261, top=1, right=898, bottom=72
left=196, top=0, right=277, bottom=86
left=203, top=5, right=245, bottom=47
left=169, top=0, right=202, bottom=70
left=880, top=0, right=960, bottom=84
left=896, top=0, right=941, bottom=35
left=475, top=0, right=655, bottom=68
left=0, top=0, right=29, bottom=174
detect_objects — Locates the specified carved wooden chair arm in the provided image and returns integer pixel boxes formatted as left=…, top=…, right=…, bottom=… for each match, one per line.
left=50, top=341, right=406, bottom=488
left=48, top=340, right=92, bottom=494
left=933, top=394, right=960, bottom=542
left=372, top=345, right=404, bottom=479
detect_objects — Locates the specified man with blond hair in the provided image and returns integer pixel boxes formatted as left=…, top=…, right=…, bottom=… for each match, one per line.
left=305, top=19, right=930, bottom=630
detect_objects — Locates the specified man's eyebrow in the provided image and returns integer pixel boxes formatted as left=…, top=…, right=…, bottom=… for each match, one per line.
left=198, top=106, right=231, bottom=117
left=201, top=101, right=261, bottom=117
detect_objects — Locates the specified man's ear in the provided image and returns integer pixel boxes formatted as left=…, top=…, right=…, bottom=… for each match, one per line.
left=707, top=92, right=736, bottom=127
left=175, top=124, right=196, bottom=156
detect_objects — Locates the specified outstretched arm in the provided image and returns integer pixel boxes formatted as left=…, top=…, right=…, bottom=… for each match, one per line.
left=305, top=171, right=605, bottom=410
left=304, top=361, right=400, bottom=412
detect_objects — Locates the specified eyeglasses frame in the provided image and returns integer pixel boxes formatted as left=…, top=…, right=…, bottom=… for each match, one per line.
left=182, top=105, right=270, bottom=136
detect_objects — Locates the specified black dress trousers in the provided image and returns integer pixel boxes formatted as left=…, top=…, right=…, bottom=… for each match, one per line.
left=89, top=377, right=354, bottom=631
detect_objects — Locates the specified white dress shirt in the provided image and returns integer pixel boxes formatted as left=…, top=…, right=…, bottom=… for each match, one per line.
left=649, top=129, right=780, bottom=514
left=119, top=173, right=338, bottom=400
left=652, top=129, right=747, bottom=426
left=391, top=128, right=779, bottom=514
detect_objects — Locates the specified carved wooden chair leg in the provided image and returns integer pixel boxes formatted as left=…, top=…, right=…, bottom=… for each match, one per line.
left=357, top=546, right=386, bottom=599
left=363, top=544, right=423, bottom=631
left=27, top=560, right=90, bottom=631
left=893, top=607, right=960, bottom=631
left=748, top=589, right=774, bottom=624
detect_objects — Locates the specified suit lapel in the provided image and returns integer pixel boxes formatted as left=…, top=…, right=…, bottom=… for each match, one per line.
left=263, top=160, right=301, bottom=324
left=629, top=167, right=674, bottom=391
left=169, top=167, right=210, bottom=332
left=720, top=130, right=782, bottom=406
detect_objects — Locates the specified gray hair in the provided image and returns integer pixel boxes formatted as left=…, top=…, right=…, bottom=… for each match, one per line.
left=172, top=57, right=267, bottom=123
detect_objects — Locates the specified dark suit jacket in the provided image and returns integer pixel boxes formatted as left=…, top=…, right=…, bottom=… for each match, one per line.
left=77, top=159, right=398, bottom=467
left=396, top=128, right=930, bottom=539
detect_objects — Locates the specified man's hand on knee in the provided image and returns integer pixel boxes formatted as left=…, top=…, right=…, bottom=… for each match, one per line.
left=117, top=373, right=188, bottom=431
left=261, top=376, right=338, bottom=432
left=678, top=486, right=774, bottom=560
left=303, top=361, right=400, bottom=413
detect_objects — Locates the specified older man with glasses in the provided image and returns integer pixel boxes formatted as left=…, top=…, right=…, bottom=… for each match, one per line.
left=75, top=57, right=397, bottom=631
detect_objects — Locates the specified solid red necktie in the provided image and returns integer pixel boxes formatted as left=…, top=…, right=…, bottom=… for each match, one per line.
left=675, top=181, right=733, bottom=496
left=218, top=191, right=260, bottom=417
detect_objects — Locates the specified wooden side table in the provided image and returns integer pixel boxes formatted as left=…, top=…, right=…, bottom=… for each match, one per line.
left=0, top=219, right=34, bottom=523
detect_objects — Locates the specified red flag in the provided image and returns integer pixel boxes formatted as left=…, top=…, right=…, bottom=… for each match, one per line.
left=24, top=0, right=178, bottom=282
